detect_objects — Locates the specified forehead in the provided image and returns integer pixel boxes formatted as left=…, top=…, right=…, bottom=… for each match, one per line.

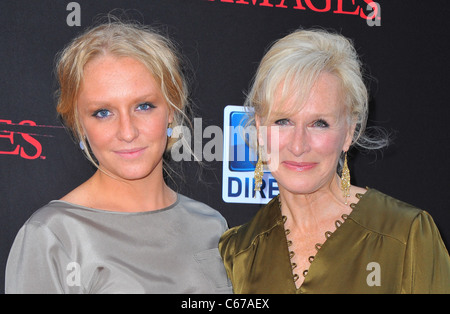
left=82, top=55, right=154, bottom=84
left=78, top=55, right=161, bottom=101
left=271, top=72, right=346, bottom=119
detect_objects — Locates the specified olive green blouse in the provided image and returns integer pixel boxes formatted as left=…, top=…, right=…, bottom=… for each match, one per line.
left=219, top=189, right=450, bottom=294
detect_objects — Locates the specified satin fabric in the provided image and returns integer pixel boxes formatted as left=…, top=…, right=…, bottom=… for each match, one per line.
left=219, top=188, right=450, bottom=294
left=6, top=194, right=232, bottom=294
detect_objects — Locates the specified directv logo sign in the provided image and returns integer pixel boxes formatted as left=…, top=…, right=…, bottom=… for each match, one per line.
left=222, top=105, right=279, bottom=204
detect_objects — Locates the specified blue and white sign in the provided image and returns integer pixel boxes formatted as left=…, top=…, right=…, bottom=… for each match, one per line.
left=222, top=105, right=278, bottom=204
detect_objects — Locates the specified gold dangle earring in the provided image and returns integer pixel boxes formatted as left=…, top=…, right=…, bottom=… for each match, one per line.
left=341, top=152, right=351, bottom=205
left=254, top=145, right=264, bottom=194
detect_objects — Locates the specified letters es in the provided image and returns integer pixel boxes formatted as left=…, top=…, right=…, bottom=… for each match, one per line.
left=0, top=120, right=43, bottom=160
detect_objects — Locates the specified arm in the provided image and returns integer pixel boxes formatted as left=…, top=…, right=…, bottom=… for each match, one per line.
left=5, top=221, right=82, bottom=294
left=402, top=211, right=450, bottom=294
left=218, top=227, right=239, bottom=287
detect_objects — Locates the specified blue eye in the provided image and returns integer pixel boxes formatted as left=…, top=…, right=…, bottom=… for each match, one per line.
left=274, top=119, right=290, bottom=126
left=313, top=119, right=329, bottom=128
left=93, top=109, right=111, bottom=119
left=137, top=102, right=155, bottom=111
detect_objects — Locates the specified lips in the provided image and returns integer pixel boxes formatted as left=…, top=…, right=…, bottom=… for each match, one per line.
left=114, top=147, right=147, bottom=159
left=282, top=161, right=318, bottom=172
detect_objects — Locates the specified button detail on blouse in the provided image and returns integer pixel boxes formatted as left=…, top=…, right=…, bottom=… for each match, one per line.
left=279, top=195, right=356, bottom=284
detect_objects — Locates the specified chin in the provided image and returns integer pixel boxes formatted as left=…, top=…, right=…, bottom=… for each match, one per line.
left=281, top=184, right=319, bottom=196
left=107, top=166, right=156, bottom=182
left=272, top=174, right=320, bottom=196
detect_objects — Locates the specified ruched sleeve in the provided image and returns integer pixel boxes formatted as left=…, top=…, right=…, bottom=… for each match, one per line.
left=218, top=227, right=239, bottom=287
left=402, top=211, right=450, bottom=293
left=5, top=222, right=82, bottom=294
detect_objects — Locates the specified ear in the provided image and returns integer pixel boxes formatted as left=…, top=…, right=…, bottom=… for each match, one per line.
left=255, top=114, right=265, bottom=146
left=168, top=107, right=174, bottom=125
left=76, top=119, right=86, bottom=142
left=343, top=122, right=356, bottom=152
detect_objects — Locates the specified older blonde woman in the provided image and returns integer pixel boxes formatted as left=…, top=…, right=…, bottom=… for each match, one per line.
left=6, top=20, right=232, bottom=294
left=219, top=29, right=450, bottom=294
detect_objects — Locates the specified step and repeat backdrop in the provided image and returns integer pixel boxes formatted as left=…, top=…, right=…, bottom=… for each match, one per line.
left=1, top=0, right=449, bottom=292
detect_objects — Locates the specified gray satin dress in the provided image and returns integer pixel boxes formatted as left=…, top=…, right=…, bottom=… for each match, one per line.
left=5, top=194, right=232, bottom=294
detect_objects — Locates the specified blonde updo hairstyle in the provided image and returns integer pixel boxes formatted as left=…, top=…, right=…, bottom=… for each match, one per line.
left=245, top=28, right=388, bottom=163
left=55, top=19, right=190, bottom=168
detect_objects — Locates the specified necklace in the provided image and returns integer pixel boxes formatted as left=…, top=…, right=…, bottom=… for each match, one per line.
left=278, top=195, right=362, bottom=284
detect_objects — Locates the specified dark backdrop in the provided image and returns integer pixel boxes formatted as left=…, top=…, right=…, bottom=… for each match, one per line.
left=1, top=0, right=449, bottom=293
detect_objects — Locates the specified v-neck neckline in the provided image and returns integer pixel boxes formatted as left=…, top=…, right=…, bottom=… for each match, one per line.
left=278, top=189, right=369, bottom=293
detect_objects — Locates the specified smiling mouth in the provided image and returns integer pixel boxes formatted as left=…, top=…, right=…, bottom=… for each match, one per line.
left=114, top=147, right=147, bottom=159
left=282, top=161, right=318, bottom=172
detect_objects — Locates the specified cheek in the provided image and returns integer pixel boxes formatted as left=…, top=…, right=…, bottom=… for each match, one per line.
left=84, top=128, right=115, bottom=164
left=264, top=126, right=281, bottom=153
left=83, top=122, right=113, bottom=149
left=139, top=116, right=169, bottom=145
left=310, top=133, right=344, bottom=156
left=265, top=128, right=346, bottom=157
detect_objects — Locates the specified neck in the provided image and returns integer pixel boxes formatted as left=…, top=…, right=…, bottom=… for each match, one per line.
left=86, top=165, right=176, bottom=212
left=278, top=174, right=349, bottom=232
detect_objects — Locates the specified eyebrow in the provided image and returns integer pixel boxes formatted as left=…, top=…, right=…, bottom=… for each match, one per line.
left=82, top=93, right=160, bottom=108
left=268, top=110, right=339, bottom=121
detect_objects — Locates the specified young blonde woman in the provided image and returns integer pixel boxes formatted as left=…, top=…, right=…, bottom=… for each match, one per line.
left=6, top=20, right=232, bottom=294
left=219, top=28, right=450, bottom=294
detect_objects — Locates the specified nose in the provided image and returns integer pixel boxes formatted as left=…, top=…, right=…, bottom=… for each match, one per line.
left=287, top=125, right=310, bottom=157
left=117, top=113, right=139, bottom=143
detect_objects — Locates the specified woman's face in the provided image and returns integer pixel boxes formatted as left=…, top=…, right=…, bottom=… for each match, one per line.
left=76, top=55, right=172, bottom=181
left=258, top=72, right=354, bottom=195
